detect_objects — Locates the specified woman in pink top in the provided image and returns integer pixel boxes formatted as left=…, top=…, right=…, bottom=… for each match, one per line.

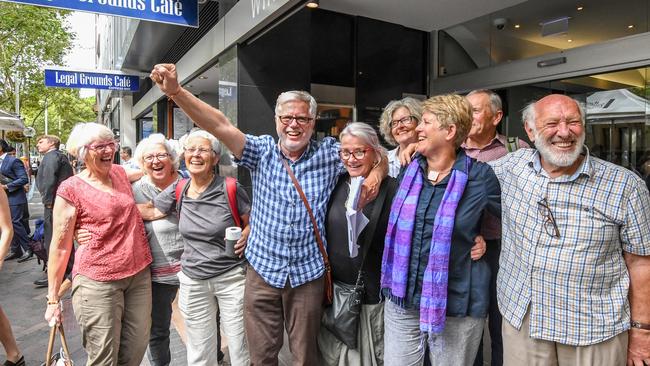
left=44, top=122, right=153, bottom=366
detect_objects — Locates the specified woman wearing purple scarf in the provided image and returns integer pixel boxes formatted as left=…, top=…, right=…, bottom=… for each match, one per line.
left=381, top=94, right=501, bottom=366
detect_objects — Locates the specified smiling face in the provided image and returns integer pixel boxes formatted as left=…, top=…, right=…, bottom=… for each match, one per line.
left=415, top=111, right=455, bottom=158
left=467, top=92, right=502, bottom=141
left=525, top=95, right=585, bottom=169
left=184, top=136, right=218, bottom=178
left=339, top=135, right=377, bottom=178
left=276, top=100, right=314, bottom=155
left=84, top=139, right=118, bottom=175
left=390, top=106, right=418, bottom=148
left=142, top=143, right=174, bottom=185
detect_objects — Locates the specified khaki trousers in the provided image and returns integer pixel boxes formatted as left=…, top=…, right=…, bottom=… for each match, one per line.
left=71, top=269, right=152, bottom=366
left=503, top=309, right=627, bottom=366
left=244, top=265, right=324, bottom=366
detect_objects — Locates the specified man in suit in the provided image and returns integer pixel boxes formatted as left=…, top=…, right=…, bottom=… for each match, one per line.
left=33, top=135, right=74, bottom=287
left=0, top=139, right=30, bottom=262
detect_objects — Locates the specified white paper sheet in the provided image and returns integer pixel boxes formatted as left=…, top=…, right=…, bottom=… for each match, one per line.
left=345, top=176, right=369, bottom=257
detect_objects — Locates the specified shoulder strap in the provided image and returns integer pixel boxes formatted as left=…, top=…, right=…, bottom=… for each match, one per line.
left=280, top=158, right=331, bottom=276
left=506, top=136, right=519, bottom=153
left=175, top=178, right=189, bottom=211
left=225, top=176, right=241, bottom=228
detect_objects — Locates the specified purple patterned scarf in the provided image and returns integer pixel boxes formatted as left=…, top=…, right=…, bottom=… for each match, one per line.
left=381, top=156, right=470, bottom=333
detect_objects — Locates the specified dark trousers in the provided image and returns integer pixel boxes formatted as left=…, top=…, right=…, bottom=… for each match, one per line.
left=244, top=265, right=324, bottom=366
left=474, top=239, right=503, bottom=366
left=148, top=282, right=179, bottom=366
left=43, top=206, right=53, bottom=254
left=9, top=203, right=30, bottom=254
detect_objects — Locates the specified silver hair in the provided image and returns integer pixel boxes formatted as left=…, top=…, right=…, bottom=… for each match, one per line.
left=184, top=129, right=222, bottom=155
left=66, top=122, right=114, bottom=161
left=275, top=91, right=317, bottom=118
left=521, top=97, right=586, bottom=132
left=339, top=122, right=386, bottom=161
left=379, top=97, right=423, bottom=146
left=133, top=133, right=180, bottom=170
left=467, top=89, right=502, bottom=115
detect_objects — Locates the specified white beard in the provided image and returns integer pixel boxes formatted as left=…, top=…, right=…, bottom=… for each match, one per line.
left=533, top=130, right=585, bottom=168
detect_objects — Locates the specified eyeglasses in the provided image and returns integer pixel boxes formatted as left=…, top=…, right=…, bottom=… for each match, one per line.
left=184, top=147, right=213, bottom=155
left=143, top=153, right=170, bottom=162
left=537, top=197, right=561, bottom=238
left=278, top=115, right=314, bottom=125
left=339, top=149, right=370, bottom=160
left=86, top=141, right=118, bottom=152
left=390, top=116, right=415, bottom=129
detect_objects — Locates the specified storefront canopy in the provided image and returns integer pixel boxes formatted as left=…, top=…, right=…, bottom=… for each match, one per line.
left=586, top=89, right=650, bottom=120
left=0, top=109, right=25, bottom=131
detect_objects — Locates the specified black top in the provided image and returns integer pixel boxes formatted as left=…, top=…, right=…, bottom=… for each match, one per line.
left=326, top=174, right=397, bottom=304
left=36, top=149, right=74, bottom=206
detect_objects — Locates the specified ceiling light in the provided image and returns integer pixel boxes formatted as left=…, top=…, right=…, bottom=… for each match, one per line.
left=628, top=24, right=635, bottom=29
left=198, top=76, right=208, bottom=79
left=567, top=39, right=573, bottom=42
left=306, top=0, right=319, bottom=8
left=577, top=6, right=583, bottom=10
left=514, top=24, right=520, bottom=29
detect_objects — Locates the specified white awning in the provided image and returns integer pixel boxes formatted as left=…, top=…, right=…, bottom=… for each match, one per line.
left=0, top=110, right=25, bottom=131
left=586, top=89, right=650, bottom=120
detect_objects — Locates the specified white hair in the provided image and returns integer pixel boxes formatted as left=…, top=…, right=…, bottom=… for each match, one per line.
left=522, top=97, right=586, bottom=132
left=339, top=122, right=386, bottom=161
left=133, top=133, right=180, bottom=170
left=275, top=91, right=317, bottom=118
left=183, top=129, right=222, bottom=155
left=467, top=89, right=502, bottom=115
left=66, top=122, right=114, bottom=160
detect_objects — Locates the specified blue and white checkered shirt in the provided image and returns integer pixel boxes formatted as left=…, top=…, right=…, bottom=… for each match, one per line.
left=237, top=135, right=343, bottom=288
left=490, top=148, right=650, bottom=346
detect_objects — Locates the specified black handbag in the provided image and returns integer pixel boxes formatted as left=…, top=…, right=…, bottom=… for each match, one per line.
left=321, top=181, right=388, bottom=349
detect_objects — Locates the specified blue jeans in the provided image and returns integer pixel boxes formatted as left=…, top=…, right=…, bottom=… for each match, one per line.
left=384, top=300, right=484, bottom=366
left=147, top=282, right=179, bottom=366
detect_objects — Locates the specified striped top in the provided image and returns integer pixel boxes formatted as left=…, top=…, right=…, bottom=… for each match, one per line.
left=490, top=148, right=650, bottom=345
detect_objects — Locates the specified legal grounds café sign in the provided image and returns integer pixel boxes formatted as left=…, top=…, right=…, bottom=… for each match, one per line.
left=1, top=0, right=198, bottom=27
left=45, top=68, right=140, bottom=92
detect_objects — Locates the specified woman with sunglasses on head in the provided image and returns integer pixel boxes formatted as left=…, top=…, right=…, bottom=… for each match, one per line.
left=379, top=97, right=423, bottom=178
left=44, top=122, right=153, bottom=366
left=381, top=94, right=501, bottom=366
left=318, top=122, right=398, bottom=366
left=137, top=129, right=252, bottom=366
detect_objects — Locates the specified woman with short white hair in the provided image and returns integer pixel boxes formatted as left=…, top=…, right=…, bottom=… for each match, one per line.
left=44, top=122, right=153, bottom=366
left=138, top=129, right=251, bottom=366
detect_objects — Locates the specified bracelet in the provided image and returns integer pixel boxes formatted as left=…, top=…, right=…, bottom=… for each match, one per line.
left=46, top=296, right=59, bottom=305
left=631, top=320, right=650, bottom=330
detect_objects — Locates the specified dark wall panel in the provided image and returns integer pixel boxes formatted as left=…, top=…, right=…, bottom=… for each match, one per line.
left=356, top=16, right=427, bottom=123
left=310, top=9, right=354, bottom=87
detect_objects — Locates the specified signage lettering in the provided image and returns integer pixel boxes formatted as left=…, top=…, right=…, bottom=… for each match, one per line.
left=250, top=0, right=275, bottom=18
left=2, top=0, right=197, bottom=27
left=45, top=69, right=140, bottom=92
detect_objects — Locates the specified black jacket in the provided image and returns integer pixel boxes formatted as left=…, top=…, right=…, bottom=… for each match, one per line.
left=36, top=149, right=74, bottom=206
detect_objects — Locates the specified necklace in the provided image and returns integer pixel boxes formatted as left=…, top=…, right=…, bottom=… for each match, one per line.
left=190, top=175, right=214, bottom=195
left=427, top=168, right=451, bottom=182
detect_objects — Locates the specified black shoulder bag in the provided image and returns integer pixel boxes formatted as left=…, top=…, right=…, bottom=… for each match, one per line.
left=321, top=181, right=388, bottom=349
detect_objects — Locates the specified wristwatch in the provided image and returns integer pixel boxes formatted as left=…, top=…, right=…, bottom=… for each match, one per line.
left=630, top=320, right=650, bottom=330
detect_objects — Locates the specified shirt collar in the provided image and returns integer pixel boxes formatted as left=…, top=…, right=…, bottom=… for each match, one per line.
left=416, top=149, right=470, bottom=174
left=0, top=153, right=6, bottom=159
left=529, top=146, right=593, bottom=180
left=461, top=133, right=504, bottom=151
left=277, top=139, right=316, bottom=163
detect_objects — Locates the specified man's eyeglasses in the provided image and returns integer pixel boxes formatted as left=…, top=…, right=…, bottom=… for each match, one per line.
left=184, top=147, right=212, bottom=155
left=537, top=197, right=561, bottom=238
left=143, top=153, right=171, bottom=162
left=390, top=116, right=415, bottom=129
left=339, top=149, right=370, bottom=160
left=278, top=115, right=314, bottom=125
left=86, top=141, right=118, bottom=152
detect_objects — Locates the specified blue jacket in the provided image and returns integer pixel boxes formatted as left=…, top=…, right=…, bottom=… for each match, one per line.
left=0, top=154, right=29, bottom=205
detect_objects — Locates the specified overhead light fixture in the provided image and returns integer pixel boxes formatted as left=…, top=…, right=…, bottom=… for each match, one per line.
left=567, top=39, right=573, bottom=42
left=537, top=56, right=567, bottom=68
left=198, top=75, right=208, bottom=79
left=514, top=24, right=521, bottom=29
left=577, top=6, right=583, bottom=10
left=628, top=24, right=635, bottom=29
left=306, top=0, right=319, bottom=8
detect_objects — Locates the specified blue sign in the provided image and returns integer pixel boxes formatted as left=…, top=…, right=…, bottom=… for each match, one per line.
left=44, top=69, right=140, bottom=92
left=2, top=0, right=198, bottom=27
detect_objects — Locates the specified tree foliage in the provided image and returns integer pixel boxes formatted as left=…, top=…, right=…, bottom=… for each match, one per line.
left=0, top=3, right=96, bottom=142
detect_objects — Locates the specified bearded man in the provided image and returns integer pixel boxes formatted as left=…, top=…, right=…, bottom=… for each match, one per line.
left=488, top=94, right=650, bottom=366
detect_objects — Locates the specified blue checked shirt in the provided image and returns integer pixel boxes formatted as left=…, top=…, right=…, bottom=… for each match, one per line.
left=490, top=148, right=650, bottom=346
left=237, top=135, right=343, bottom=288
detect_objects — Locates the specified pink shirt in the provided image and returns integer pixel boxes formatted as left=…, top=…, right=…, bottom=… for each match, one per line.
left=57, top=164, right=152, bottom=281
left=462, top=134, right=530, bottom=240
